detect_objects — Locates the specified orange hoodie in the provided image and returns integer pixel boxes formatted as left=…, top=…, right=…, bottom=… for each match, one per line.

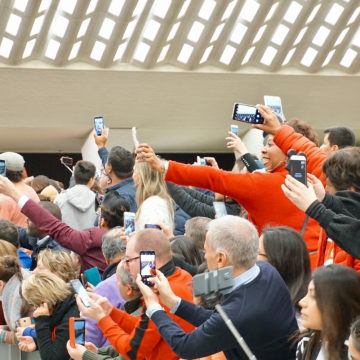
left=97, top=266, right=195, bottom=360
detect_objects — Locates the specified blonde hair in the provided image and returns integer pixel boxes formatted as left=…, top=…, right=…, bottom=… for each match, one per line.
left=36, top=249, right=77, bottom=283
left=22, top=272, right=71, bottom=311
left=134, top=162, right=174, bottom=225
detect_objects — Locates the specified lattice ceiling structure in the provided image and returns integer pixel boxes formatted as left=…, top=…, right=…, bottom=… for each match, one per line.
left=1, top=0, right=360, bottom=73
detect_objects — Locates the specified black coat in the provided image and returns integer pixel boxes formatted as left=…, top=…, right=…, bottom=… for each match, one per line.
left=166, top=182, right=241, bottom=219
left=306, top=191, right=360, bottom=259
left=35, top=290, right=79, bottom=360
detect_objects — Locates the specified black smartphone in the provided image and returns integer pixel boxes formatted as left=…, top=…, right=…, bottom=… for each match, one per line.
left=140, top=250, right=156, bottom=286
left=70, top=279, right=91, bottom=307
left=290, top=155, right=307, bottom=186
left=144, top=224, right=161, bottom=230
left=94, top=116, right=104, bottom=136
left=0, top=160, right=6, bottom=177
left=232, top=103, right=264, bottom=124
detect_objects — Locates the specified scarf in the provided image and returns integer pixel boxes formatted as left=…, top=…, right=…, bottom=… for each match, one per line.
left=0, top=268, right=29, bottom=330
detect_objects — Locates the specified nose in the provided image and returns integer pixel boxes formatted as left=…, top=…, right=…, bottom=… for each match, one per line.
left=261, top=146, right=267, bottom=154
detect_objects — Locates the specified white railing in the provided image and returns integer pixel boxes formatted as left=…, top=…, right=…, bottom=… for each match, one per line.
left=0, top=343, right=41, bottom=360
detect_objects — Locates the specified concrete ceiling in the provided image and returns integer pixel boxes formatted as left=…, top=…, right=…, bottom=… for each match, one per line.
left=0, top=0, right=359, bottom=153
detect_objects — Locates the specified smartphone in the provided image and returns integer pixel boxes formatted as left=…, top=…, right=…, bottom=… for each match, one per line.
left=140, top=250, right=156, bottom=286
left=69, top=317, right=86, bottom=348
left=213, top=201, right=227, bottom=218
left=70, top=279, right=91, bottom=308
left=290, top=155, right=307, bottom=186
left=230, top=125, right=238, bottom=136
left=84, top=267, right=102, bottom=287
left=197, top=156, right=206, bottom=165
left=80, top=273, right=87, bottom=287
left=0, top=160, right=6, bottom=177
left=94, top=116, right=104, bottom=136
left=264, top=95, right=284, bottom=123
left=232, top=103, right=264, bottom=124
left=95, top=169, right=102, bottom=180
left=19, top=317, right=32, bottom=327
left=124, top=212, right=136, bottom=236
left=132, top=127, right=139, bottom=148
left=145, top=224, right=161, bottom=230
left=60, top=157, right=73, bottom=166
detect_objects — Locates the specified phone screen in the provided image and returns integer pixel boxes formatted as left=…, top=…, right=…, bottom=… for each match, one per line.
left=232, top=103, right=264, bottom=124
left=0, top=161, right=6, bottom=177
left=140, top=251, right=156, bottom=286
left=74, top=319, right=86, bottom=345
left=124, top=212, right=135, bottom=236
left=61, top=157, right=73, bottom=165
left=264, top=96, right=284, bottom=123
left=71, top=280, right=90, bottom=307
left=94, top=117, right=104, bottom=136
left=230, top=125, right=238, bottom=136
left=145, top=224, right=161, bottom=230
left=213, top=202, right=227, bottom=218
left=290, top=158, right=307, bottom=186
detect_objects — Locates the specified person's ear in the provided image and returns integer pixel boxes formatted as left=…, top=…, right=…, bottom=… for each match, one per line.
left=347, top=186, right=356, bottom=192
left=126, top=284, right=132, bottom=296
left=101, top=218, right=107, bottom=229
left=216, top=252, right=227, bottom=269
left=107, top=164, right=113, bottom=174
left=102, top=253, right=110, bottom=265
left=332, top=145, right=339, bottom=152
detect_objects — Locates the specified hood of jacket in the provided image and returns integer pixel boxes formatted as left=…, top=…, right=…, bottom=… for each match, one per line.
left=49, top=290, right=77, bottom=330
left=64, top=185, right=95, bottom=213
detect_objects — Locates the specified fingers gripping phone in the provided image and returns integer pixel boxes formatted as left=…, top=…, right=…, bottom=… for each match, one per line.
left=94, top=116, right=104, bottom=136
left=264, top=96, right=284, bottom=123
left=124, top=212, right=135, bottom=236
left=290, top=155, right=307, bottom=186
left=0, top=160, right=6, bottom=177
left=71, top=279, right=91, bottom=308
left=232, top=103, right=264, bottom=124
left=69, top=317, right=86, bottom=348
left=197, top=156, right=207, bottom=165
left=140, top=251, right=156, bottom=286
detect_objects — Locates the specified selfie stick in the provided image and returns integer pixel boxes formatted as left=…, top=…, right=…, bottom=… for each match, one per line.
left=215, top=304, right=257, bottom=360
left=63, top=164, right=73, bottom=174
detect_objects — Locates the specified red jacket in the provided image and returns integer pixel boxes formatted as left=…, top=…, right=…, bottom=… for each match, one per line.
left=21, top=199, right=107, bottom=275
left=317, top=228, right=360, bottom=274
left=165, top=161, right=320, bottom=268
left=97, top=265, right=195, bottom=360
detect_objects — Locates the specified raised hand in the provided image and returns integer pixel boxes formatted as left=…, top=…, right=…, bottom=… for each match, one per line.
left=226, top=132, right=249, bottom=156
left=252, top=105, right=282, bottom=135
left=135, top=144, right=166, bottom=173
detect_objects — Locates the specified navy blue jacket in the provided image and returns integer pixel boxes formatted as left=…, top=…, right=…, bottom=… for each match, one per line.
left=17, top=227, right=68, bottom=270
left=151, top=262, right=298, bottom=360
left=173, top=203, right=191, bottom=236
left=98, top=147, right=137, bottom=213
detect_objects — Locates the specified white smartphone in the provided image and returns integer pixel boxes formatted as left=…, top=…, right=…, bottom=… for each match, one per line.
left=289, top=155, right=307, bottom=186
left=213, top=201, right=227, bottom=218
left=124, top=212, right=136, bottom=236
left=264, top=96, right=284, bottom=123
left=132, top=127, right=139, bottom=148
left=230, top=125, right=238, bottom=136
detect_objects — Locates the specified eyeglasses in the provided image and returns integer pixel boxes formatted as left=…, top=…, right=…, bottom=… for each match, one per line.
left=124, top=256, right=140, bottom=265
left=258, top=252, right=267, bottom=257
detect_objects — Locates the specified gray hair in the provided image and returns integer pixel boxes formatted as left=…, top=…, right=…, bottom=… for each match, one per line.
left=119, top=261, right=140, bottom=295
left=207, top=216, right=259, bottom=270
left=102, top=227, right=126, bottom=262
left=185, top=217, right=211, bottom=250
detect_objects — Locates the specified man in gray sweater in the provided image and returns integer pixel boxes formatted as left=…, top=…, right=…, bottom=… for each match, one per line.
left=54, top=161, right=97, bottom=230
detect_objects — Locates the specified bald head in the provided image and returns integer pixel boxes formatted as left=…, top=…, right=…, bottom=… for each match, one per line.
left=31, top=175, right=50, bottom=192
left=132, top=229, right=171, bottom=266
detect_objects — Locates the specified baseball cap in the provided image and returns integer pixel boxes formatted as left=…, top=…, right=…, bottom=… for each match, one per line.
left=0, top=152, right=25, bottom=171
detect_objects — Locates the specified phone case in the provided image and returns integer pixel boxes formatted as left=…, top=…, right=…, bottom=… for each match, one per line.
left=84, top=267, right=102, bottom=287
left=19, top=317, right=32, bottom=327
left=69, top=317, right=85, bottom=348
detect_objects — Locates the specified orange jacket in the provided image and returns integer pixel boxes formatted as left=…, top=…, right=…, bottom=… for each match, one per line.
left=165, top=160, right=321, bottom=269
left=97, top=266, right=195, bottom=360
left=317, top=228, right=360, bottom=274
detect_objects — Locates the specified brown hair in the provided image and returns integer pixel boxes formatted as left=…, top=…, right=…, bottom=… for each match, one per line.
left=322, top=147, right=360, bottom=192
left=0, top=240, right=19, bottom=257
left=36, top=249, right=77, bottom=283
left=284, top=119, right=319, bottom=147
left=302, top=265, right=360, bottom=360
left=0, top=256, right=31, bottom=317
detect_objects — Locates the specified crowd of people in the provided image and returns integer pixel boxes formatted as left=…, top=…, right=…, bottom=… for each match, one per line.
left=0, top=104, right=358, bottom=360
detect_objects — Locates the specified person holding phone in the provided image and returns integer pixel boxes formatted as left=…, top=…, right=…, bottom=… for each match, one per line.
left=18, top=272, right=79, bottom=359
left=134, top=114, right=323, bottom=269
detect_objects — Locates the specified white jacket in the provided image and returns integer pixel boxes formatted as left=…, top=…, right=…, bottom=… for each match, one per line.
left=135, top=196, right=173, bottom=231
left=54, top=185, right=96, bottom=230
